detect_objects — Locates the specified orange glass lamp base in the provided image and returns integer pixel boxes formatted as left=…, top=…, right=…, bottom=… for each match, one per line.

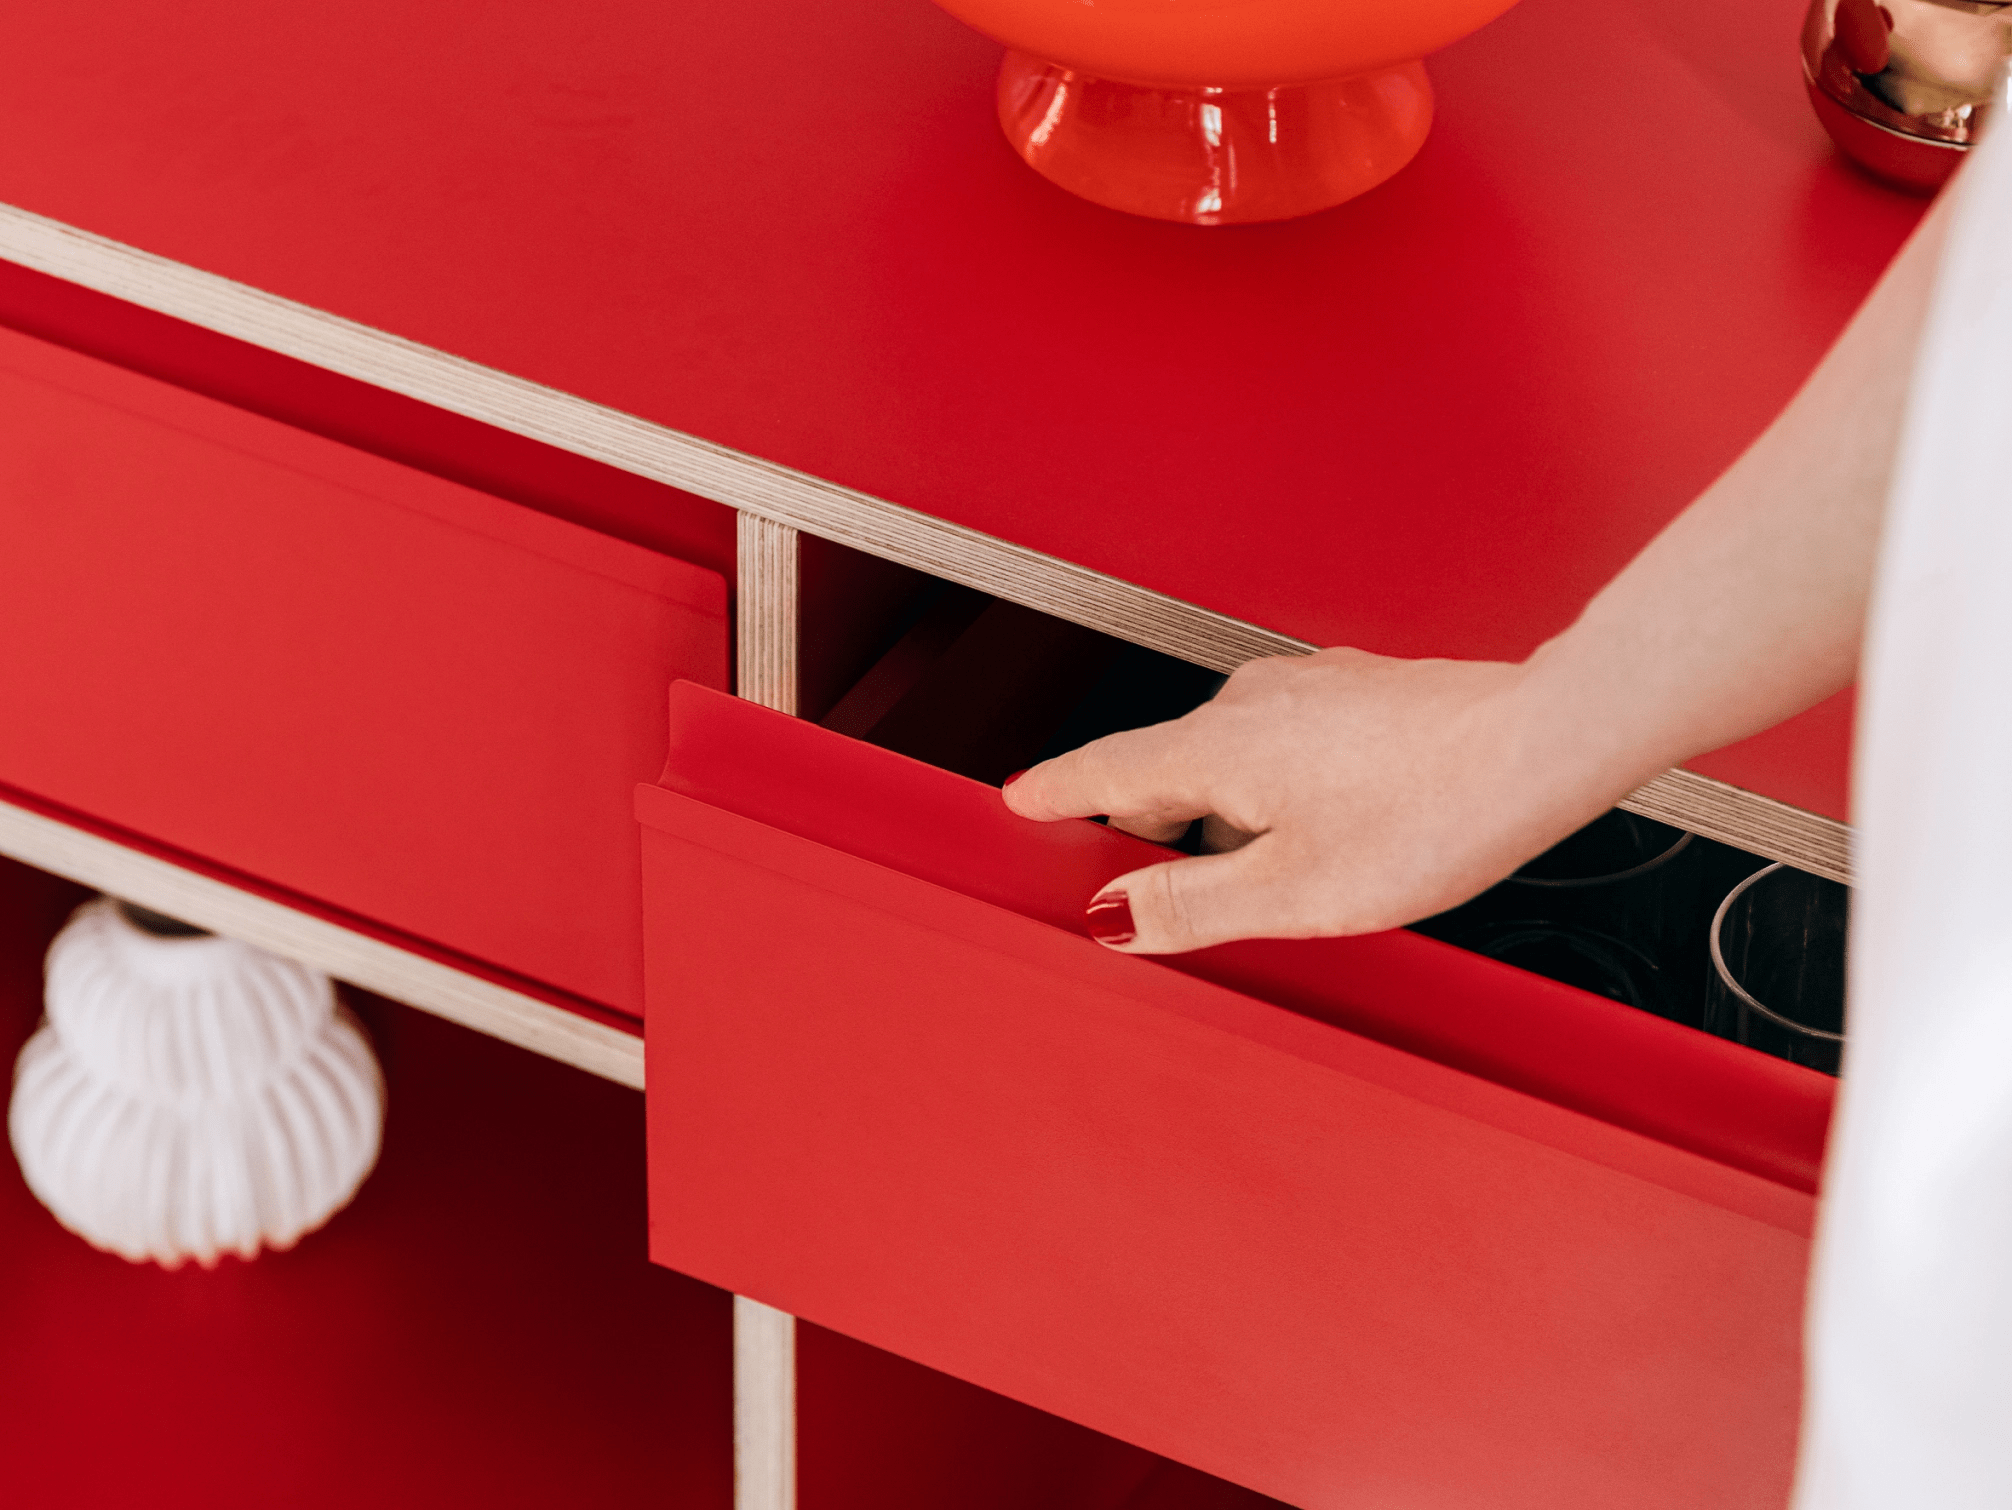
left=997, top=51, right=1434, bottom=225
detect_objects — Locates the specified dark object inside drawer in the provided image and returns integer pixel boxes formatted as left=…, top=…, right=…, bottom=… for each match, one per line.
left=821, top=583, right=1224, bottom=803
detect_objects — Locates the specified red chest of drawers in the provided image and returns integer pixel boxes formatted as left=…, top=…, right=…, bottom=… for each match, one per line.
left=0, top=0, right=1917, bottom=1503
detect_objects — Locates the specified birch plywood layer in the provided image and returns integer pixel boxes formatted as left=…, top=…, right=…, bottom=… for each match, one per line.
left=0, top=0, right=1904, bottom=871
left=0, top=795, right=646, bottom=1090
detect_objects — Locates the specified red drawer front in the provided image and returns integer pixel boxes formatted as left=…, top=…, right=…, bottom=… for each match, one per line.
left=640, top=684, right=1814, bottom=1510
left=0, top=326, right=726, bottom=1016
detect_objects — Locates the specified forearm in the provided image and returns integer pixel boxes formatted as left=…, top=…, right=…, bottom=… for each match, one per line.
left=1507, top=187, right=1954, bottom=808
left=1009, top=173, right=1962, bottom=953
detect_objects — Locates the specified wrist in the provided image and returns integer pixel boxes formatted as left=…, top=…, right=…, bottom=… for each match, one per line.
left=1486, top=640, right=1681, bottom=845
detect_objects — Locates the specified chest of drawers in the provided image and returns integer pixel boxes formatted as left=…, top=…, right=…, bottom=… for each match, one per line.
left=0, top=0, right=1921, bottom=1503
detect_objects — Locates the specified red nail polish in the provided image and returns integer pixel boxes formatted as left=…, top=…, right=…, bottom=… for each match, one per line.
left=1002, top=769, right=1029, bottom=788
left=1085, top=889, right=1135, bottom=946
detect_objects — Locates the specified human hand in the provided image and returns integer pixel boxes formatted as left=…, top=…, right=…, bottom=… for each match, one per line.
left=1000, top=174, right=1956, bottom=957
left=1002, top=647, right=1627, bottom=954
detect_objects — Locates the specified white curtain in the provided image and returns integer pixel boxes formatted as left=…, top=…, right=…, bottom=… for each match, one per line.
left=1795, top=97, right=2012, bottom=1509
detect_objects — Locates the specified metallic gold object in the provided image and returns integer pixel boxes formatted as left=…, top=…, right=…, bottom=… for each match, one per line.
left=1803, top=0, right=2012, bottom=190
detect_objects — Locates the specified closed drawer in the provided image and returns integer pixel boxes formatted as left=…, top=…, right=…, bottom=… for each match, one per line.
left=0, top=326, right=727, bottom=1016
left=640, top=682, right=1828, bottom=1510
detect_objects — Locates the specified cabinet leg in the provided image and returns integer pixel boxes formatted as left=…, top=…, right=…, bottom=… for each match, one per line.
left=736, top=513, right=799, bottom=715
left=734, top=1295, right=797, bottom=1510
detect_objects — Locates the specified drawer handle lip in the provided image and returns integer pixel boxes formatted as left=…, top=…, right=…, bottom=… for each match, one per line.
left=643, top=796, right=1818, bottom=1245
left=641, top=686, right=1832, bottom=1200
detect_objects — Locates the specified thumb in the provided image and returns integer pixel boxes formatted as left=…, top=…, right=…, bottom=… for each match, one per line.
left=1084, top=837, right=1305, bottom=955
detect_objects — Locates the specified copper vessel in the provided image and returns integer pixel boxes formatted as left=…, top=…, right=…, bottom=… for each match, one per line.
left=1803, top=0, right=2012, bottom=190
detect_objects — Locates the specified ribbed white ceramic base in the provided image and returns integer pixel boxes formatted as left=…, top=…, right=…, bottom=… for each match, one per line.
left=8, top=897, right=385, bottom=1268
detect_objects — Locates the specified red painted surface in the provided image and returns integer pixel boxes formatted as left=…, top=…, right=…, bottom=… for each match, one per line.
left=0, top=326, right=727, bottom=1018
left=640, top=685, right=1813, bottom=1508
left=0, top=0, right=1925, bottom=818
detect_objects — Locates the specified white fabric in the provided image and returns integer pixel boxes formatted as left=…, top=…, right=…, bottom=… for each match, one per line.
left=1795, top=105, right=2012, bottom=1508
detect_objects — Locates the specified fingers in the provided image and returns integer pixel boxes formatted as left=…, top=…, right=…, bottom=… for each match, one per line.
left=1199, top=813, right=1258, bottom=853
left=1003, top=719, right=1212, bottom=828
left=1110, top=809, right=1257, bottom=849
left=1109, top=812, right=1193, bottom=844
left=1083, top=839, right=1315, bottom=955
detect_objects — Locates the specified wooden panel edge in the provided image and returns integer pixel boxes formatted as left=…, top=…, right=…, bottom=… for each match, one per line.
left=0, top=204, right=1851, bottom=883
left=0, top=795, right=645, bottom=1089
left=733, top=1296, right=798, bottom=1510
left=732, top=514, right=802, bottom=1509
left=737, top=513, right=800, bottom=715
left=1620, top=768, right=1851, bottom=884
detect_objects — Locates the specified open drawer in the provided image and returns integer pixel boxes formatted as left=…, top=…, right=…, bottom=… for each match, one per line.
left=0, top=325, right=727, bottom=1017
left=640, top=680, right=1832, bottom=1510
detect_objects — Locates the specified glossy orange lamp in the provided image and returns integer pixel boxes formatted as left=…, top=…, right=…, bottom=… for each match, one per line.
left=931, top=0, right=1522, bottom=223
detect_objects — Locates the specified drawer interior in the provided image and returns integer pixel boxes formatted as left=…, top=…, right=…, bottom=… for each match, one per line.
left=808, top=573, right=1222, bottom=791
left=802, top=560, right=1845, bottom=1097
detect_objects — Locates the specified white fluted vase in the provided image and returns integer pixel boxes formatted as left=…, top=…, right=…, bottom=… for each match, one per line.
left=8, top=897, right=384, bottom=1268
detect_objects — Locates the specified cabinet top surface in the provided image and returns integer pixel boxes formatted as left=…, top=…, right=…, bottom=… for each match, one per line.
left=1, top=0, right=1918, bottom=810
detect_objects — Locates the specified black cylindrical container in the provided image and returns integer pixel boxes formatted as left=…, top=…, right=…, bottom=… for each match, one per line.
left=1415, top=810, right=1703, bottom=1023
left=1704, top=862, right=1848, bottom=1075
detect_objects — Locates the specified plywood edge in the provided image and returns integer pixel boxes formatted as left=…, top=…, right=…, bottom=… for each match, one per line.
left=733, top=1296, right=798, bottom=1510
left=737, top=513, right=801, bottom=715
left=0, top=796, right=645, bottom=1090
left=1619, top=768, right=1850, bottom=885
left=0, top=201, right=1851, bottom=881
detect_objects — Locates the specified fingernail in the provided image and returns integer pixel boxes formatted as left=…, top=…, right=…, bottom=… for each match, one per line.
left=1085, top=889, right=1135, bottom=947
left=1002, top=769, right=1029, bottom=788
